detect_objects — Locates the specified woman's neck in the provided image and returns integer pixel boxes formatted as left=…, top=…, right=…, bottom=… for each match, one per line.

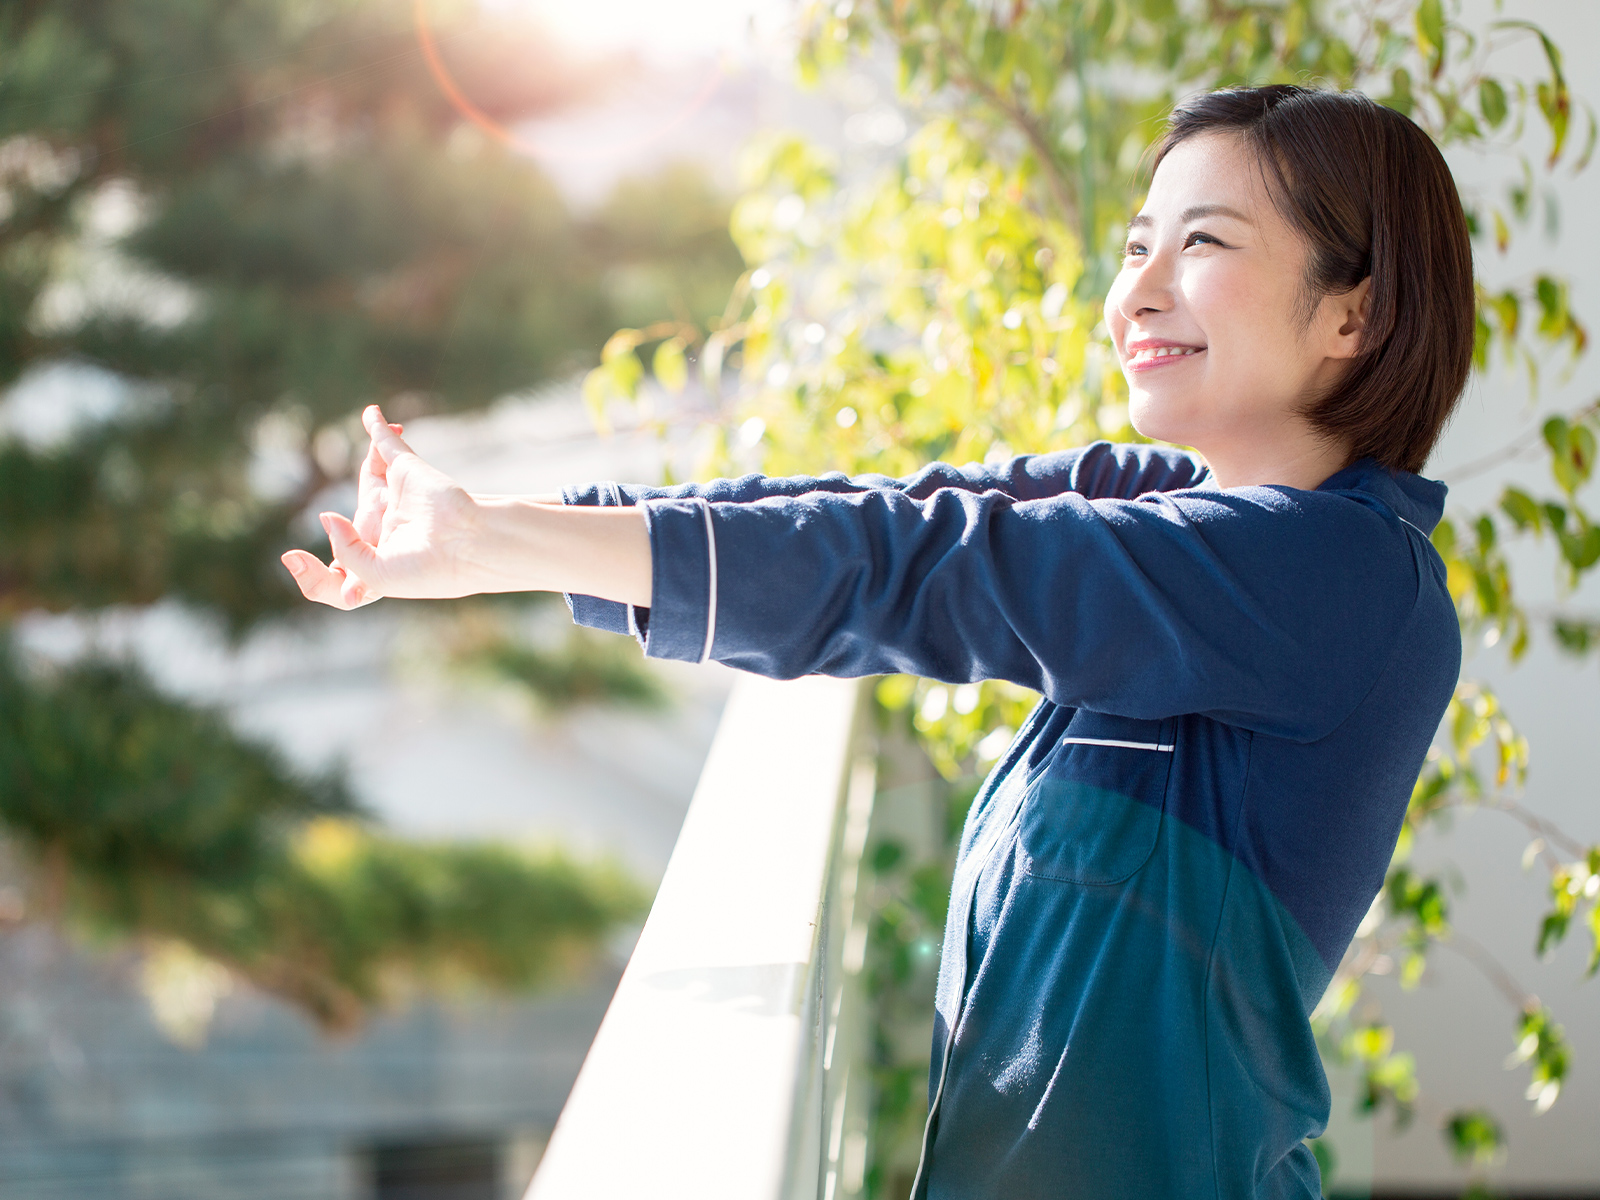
left=1199, top=433, right=1355, bottom=491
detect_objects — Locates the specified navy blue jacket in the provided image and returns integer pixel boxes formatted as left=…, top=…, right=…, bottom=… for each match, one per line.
left=563, top=443, right=1460, bottom=1199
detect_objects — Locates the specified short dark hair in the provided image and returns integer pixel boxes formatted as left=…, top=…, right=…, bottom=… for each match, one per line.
left=1153, top=85, right=1474, bottom=475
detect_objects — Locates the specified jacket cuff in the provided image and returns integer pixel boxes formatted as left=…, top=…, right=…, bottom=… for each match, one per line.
left=639, top=497, right=717, bottom=663
left=563, top=483, right=638, bottom=637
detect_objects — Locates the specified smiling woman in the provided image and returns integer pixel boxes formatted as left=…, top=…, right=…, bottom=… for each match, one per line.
left=1111, top=87, right=1473, bottom=485
left=285, top=85, right=1474, bottom=1200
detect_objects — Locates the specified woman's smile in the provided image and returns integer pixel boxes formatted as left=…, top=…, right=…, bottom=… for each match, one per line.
left=1124, top=340, right=1207, bottom=371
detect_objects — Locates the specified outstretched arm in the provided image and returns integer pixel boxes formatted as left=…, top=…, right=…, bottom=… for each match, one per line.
left=560, top=441, right=1210, bottom=635
left=565, top=441, right=1209, bottom=510
left=280, top=406, right=652, bottom=610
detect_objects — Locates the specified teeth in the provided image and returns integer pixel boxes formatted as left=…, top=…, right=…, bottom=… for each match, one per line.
left=1131, top=346, right=1201, bottom=360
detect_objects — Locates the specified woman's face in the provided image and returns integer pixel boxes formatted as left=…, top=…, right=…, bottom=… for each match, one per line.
left=1104, top=131, right=1366, bottom=482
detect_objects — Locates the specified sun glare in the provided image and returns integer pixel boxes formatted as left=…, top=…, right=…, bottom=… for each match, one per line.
left=417, top=0, right=756, bottom=163
left=482, top=0, right=787, bottom=62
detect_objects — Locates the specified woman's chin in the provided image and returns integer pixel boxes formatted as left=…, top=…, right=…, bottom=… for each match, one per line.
left=1127, top=394, right=1201, bottom=447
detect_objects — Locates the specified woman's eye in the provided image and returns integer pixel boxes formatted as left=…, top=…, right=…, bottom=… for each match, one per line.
left=1184, top=231, right=1221, bottom=248
left=1123, top=242, right=1148, bottom=258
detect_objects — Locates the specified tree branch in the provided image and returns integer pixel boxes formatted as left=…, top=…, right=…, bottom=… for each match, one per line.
left=1434, top=792, right=1590, bottom=861
left=1445, top=930, right=1540, bottom=1012
left=1438, top=397, right=1600, bottom=483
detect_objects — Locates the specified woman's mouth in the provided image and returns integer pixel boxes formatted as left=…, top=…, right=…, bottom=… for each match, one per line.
left=1125, top=344, right=1205, bottom=371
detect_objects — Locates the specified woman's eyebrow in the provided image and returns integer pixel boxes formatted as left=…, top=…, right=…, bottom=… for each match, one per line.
left=1126, top=203, right=1253, bottom=231
left=1181, top=203, right=1252, bottom=223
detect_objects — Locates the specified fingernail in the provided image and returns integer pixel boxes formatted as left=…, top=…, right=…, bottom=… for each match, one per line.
left=282, top=556, right=303, bottom=577
left=319, top=513, right=333, bottom=534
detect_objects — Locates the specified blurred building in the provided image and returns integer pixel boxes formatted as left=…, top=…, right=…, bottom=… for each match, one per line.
left=0, top=924, right=608, bottom=1200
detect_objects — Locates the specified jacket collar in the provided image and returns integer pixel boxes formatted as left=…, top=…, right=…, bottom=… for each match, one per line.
left=1316, top=457, right=1448, bottom=535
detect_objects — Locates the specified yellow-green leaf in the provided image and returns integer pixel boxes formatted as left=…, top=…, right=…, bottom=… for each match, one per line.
left=652, top=337, right=689, bottom=394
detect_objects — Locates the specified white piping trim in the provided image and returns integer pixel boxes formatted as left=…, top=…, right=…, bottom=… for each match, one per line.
left=1060, top=736, right=1174, bottom=753
left=611, top=484, right=641, bottom=641
left=698, top=500, right=718, bottom=664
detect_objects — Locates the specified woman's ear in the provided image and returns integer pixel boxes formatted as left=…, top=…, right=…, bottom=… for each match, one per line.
left=1323, top=277, right=1372, bottom=360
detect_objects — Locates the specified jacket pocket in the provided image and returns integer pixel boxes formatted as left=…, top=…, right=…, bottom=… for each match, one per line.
left=1018, top=711, right=1175, bottom=886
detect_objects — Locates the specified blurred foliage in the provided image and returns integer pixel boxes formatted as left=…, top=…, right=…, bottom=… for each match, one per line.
left=585, top=0, right=1600, bottom=1194
left=439, top=597, right=669, bottom=713
left=874, top=674, right=1036, bottom=781
left=466, top=630, right=669, bottom=712
left=0, top=640, right=354, bottom=909
left=1, top=0, right=740, bottom=628
left=0, top=644, right=645, bottom=1032
left=0, top=0, right=740, bottom=1027
left=593, top=163, right=750, bottom=331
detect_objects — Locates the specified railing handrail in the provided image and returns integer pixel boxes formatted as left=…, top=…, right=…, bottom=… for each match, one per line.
left=526, top=673, right=871, bottom=1200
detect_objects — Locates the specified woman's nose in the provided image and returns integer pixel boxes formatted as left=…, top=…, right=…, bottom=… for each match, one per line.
left=1113, top=252, right=1177, bottom=322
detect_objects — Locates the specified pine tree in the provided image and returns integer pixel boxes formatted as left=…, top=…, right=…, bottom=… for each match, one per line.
left=0, top=0, right=736, bottom=1024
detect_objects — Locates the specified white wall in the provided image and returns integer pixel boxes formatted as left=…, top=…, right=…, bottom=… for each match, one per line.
left=1349, top=1, right=1600, bottom=1192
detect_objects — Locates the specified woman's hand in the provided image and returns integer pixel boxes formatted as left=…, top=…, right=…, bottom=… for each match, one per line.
left=282, top=406, right=487, bottom=608
left=281, top=404, right=654, bottom=610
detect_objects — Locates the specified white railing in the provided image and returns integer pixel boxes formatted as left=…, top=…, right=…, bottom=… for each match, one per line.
left=526, top=674, right=877, bottom=1200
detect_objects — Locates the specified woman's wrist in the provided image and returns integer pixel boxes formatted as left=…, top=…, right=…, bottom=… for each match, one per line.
left=466, top=494, right=653, bottom=606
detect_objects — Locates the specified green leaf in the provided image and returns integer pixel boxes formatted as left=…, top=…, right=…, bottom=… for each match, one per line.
left=1544, top=413, right=1596, bottom=496
left=1551, top=618, right=1597, bottom=656
left=1536, top=275, right=1565, bottom=327
left=1494, top=19, right=1569, bottom=163
left=1553, top=520, right=1600, bottom=569
left=1578, top=104, right=1599, bottom=172
left=1543, top=414, right=1570, bottom=455
left=600, top=331, right=644, bottom=396
left=1444, top=1108, right=1504, bottom=1165
left=1475, top=513, right=1498, bottom=551
left=1416, top=0, right=1445, bottom=68
left=1431, top=518, right=1457, bottom=556
left=1500, top=486, right=1542, bottom=532
left=1479, top=77, right=1508, bottom=128
left=652, top=336, right=689, bottom=394
left=1570, top=424, right=1596, bottom=482
left=1382, top=66, right=1415, bottom=116
left=1537, top=78, right=1571, bottom=166
left=1576, top=526, right=1600, bottom=569
left=1496, top=19, right=1566, bottom=85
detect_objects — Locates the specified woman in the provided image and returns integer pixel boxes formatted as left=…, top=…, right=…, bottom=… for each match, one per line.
left=283, top=86, right=1469, bottom=1198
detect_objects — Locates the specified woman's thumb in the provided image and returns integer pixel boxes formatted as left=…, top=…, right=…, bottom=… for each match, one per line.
left=321, top=512, right=382, bottom=587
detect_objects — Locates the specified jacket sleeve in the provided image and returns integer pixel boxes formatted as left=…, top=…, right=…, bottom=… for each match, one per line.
left=631, top=482, right=1430, bottom=742
left=563, top=442, right=1208, bottom=634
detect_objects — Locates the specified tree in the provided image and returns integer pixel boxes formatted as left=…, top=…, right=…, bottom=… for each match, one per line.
left=0, top=0, right=738, bottom=1029
left=586, top=0, right=1599, bottom=1193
